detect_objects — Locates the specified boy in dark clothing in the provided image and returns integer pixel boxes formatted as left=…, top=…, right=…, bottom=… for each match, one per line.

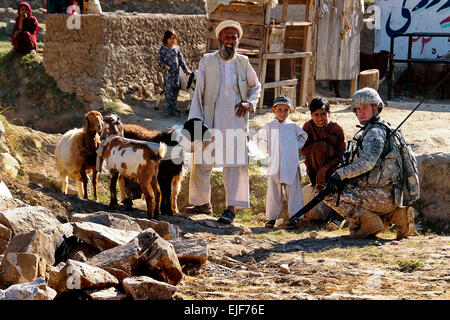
left=301, top=97, right=346, bottom=190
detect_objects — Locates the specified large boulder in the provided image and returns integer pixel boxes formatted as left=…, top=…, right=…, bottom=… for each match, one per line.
left=133, top=218, right=180, bottom=240
left=86, top=287, right=127, bottom=300
left=0, top=277, right=57, bottom=300
left=122, top=276, right=178, bottom=300
left=41, top=223, right=74, bottom=252
left=65, top=241, right=100, bottom=262
left=416, top=153, right=450, bottom=224
left=71, top=222, right=139, bottom=251
left=0, top=223, right=12, bottom=255
left=101, top=267, right=130, bottom=283
left=86, top=238, right=143, bottom=275
left=0, top=182, right=12, bottom=199
left=70, top=212, right=142, bottom=232
left=0, top=206, right=61, bottom=236
left=0, top=196, right=27, bottom=212
left=0, top=253, right=48, bottom=289
left=168, top=239, right=208, bottom=264
left=2, top=230, right=55, bottom=265
left=70, top=212, right=180, bottom=239
left=137, top=229, right=183, bottom=286
left=47, top=259, right=118, bottom=295
left=0, top=120, right=8, bottom=154
left=87, top=228, right=183, bottom=285
left=0, top=230, right=56, bottom=288
left=46, top=262, right=66, bottom=287
left=0, top=153, right=20, bottom=178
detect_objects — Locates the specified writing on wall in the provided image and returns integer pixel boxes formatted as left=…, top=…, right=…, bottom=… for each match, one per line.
left=374, top=0, right=450, bottom=59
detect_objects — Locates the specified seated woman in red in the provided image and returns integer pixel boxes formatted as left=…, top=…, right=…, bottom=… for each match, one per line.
left=11, top=2, right=40, bottom=55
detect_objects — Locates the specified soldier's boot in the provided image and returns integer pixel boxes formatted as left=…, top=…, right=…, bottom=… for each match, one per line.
left=387, top=206, right=415, bottom=240
left=350, top=212, right=385, bottom=239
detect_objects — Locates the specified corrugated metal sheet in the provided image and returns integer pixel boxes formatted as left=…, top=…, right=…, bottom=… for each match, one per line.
left=315, top=0, right=363, bottom=80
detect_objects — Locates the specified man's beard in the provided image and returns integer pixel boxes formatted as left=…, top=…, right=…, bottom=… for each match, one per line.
left=219, top=42, right=238, bottom=60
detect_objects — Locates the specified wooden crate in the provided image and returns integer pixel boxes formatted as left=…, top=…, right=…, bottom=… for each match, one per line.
left=268, top=25, right=286, bottom=53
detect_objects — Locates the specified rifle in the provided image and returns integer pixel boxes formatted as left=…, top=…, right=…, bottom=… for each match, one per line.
left=336, top=140, right=353, bottom=206
left=289, top=140, right=354, bottom=224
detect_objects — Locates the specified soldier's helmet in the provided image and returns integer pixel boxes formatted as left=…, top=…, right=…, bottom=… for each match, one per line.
left=351, top=87, right=384, bottom=113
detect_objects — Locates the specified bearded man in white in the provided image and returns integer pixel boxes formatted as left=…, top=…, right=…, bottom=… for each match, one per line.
left=185, top=20, right=262, bottom=224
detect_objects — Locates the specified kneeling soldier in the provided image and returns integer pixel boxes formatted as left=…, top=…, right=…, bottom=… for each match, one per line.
left=323, top=88, right=416, bottom=239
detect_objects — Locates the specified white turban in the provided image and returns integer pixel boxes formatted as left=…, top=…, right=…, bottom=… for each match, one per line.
left=215, top=20, right=243, bottom=40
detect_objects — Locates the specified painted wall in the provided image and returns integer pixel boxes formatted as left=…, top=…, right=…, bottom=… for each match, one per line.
left=374, top=0, right=450, bottom=59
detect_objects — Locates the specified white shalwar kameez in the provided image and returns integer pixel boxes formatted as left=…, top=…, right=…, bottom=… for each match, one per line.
left=254, top=119, right=308, bottom=220
left=188, top=54, right=261, bottom=208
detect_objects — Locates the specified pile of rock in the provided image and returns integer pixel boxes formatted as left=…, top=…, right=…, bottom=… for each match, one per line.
left=0, top=188, right=208, bottom=300
left=0, top=7, right=46, bottom=27
left=0, top=117, right=21, bottom=180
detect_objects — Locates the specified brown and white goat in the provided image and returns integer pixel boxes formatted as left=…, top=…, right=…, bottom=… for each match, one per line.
left=101, top=115, right=184, bottom=215
left=98, top=131, right=167, bottom=219
left=55, top=111, right=103, bottom=200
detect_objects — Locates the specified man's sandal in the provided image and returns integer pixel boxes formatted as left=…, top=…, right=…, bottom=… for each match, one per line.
left=217, top=209, right=235, bottom=225
left=264, top=220, right=276, bottom=228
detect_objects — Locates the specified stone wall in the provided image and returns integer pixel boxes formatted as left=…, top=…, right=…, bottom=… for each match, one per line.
left=100, top=0, right=206, bottom=14
left=0, top=7, right=46, bottom=27
left=0, top=0, right=206, bottom=38
left=1, top=0, right=205, bottom=16
left=415, top=153, right=450, bottom=225
left=43, top=13, right=207, bottom=107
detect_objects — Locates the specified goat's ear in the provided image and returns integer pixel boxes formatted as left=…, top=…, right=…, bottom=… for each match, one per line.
left=83, top=115, right=89, bottom=131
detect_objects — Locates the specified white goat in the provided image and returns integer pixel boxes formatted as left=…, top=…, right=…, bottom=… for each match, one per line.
left=55, top=111, right=103, bottom=200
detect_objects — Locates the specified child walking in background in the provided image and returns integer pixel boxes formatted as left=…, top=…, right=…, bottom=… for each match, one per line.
left=157, top=29, right=191, bottom=117
left=254, top=95, right=308, bottom=228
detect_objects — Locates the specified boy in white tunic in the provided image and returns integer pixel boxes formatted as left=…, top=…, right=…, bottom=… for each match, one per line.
left=254, top=95, right=308, bottom=228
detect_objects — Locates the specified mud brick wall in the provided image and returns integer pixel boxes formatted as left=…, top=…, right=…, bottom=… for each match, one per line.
left=43, top=13, right=207, bottom=107
left=416, top=153, right=450, bottom=225
left=1, top=0, right=205, bottom=14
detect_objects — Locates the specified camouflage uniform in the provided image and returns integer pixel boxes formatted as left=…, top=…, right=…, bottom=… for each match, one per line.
left=323, top=88, right=415, bottom=239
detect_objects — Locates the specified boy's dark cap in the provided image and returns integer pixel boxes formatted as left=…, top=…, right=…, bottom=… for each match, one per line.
left=273, top=94, right=292, bottom=109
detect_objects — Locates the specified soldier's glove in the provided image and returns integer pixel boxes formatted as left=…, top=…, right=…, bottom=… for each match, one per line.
left=327, top=172, right=342, bottom=193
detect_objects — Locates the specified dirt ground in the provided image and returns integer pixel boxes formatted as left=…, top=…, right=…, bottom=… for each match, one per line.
left=1, top=89, right=449, bottom=300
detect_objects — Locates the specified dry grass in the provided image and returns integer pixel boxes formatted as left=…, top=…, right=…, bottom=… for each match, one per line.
left=0, top=41, right=11, bottom=54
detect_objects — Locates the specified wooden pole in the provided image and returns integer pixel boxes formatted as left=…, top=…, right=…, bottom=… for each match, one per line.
left=275, top=59, right=281, bottom=97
